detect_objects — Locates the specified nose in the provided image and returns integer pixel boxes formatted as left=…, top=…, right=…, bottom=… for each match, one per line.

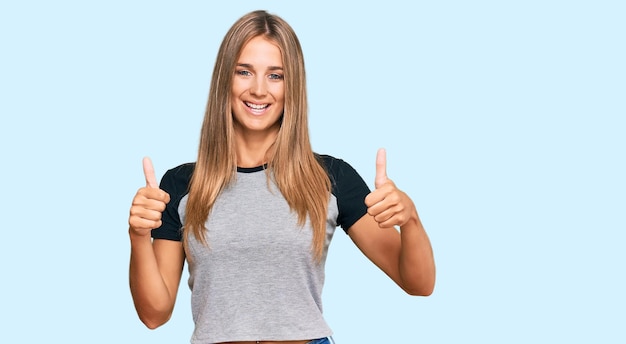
left=249, top=75, right=268, bottom=97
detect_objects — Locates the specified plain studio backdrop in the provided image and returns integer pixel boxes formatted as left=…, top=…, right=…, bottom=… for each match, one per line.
left=1, top=1, right=624, bottom=343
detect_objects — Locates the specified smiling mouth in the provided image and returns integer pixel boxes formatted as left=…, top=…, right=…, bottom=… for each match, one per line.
left=245, top=102, right=270, bottom=111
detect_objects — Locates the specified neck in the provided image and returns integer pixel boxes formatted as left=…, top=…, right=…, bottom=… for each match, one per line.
left=234, top=130, right=278, bottom=168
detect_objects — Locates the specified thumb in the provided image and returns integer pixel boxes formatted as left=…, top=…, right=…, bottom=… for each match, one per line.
left=143, top=156, right=159, bottom=188
left=375, top=148, right=388, bottom=189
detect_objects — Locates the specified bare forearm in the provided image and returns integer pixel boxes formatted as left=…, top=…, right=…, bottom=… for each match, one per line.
left=129, top=232, right=176, bottom=328
left=399, top=213, right=436, bottom=296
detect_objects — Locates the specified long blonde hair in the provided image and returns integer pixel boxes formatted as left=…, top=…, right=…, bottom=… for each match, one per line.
left=185, top=10, right=331, bottom=259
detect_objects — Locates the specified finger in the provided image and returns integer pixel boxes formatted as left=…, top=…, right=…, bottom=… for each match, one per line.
left=143, top=156, right=158, bottom=188
left=133, top=195, right=168, bottom=213
left=129, top=216, right=162, bottom=234
left=375, top=148, right=388, bottom=189
left=364, top=187, right=386, bottom=208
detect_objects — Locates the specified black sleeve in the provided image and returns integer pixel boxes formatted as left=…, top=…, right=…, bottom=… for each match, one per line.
left=319, top=155, right=371, bottom=233
left=151, top=163, right=195, bottom=241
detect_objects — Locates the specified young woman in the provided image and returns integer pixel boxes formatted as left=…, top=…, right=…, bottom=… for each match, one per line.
left=128, top=10, right=435, bottom=344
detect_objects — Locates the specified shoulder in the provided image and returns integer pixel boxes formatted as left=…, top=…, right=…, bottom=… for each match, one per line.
left=165, top=162, right=195, bottom=177
left=316, top=153, right=355, bottom=177
left=160, top=162, right=195, bottom=196
left=315, top=153, right=370, bottom=193
left=316, top=153, right=371, bottom=231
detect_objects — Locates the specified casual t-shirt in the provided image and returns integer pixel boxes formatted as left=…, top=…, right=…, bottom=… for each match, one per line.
left=152, top=154, right=371, bottom=343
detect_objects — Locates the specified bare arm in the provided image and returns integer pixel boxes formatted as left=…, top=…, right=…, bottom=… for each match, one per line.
left=348, top=149, right=435, bottom=296
left=349, top=211, right=435, bottom=296
left=128, top=157, right=185, bottom=329
left=129, top=235, right=184, bottom=328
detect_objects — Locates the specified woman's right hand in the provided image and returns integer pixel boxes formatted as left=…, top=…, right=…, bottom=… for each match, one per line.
left=129, top=157, right=171, bottom=237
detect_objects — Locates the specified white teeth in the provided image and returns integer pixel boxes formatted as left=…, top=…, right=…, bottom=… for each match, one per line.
left=245, top=102, right=269, bottom=110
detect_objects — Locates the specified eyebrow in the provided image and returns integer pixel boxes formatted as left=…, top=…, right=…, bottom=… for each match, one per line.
left=236, top=63, right=283, bottom=71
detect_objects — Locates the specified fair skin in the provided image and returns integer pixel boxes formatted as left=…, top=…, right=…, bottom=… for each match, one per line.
left=129, top=36, right=435, bottom=344
left=231, top=36, right=285, bottom=167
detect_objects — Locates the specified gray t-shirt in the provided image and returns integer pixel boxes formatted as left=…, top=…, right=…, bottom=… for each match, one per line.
left=152, top=155, right=370, bottom=343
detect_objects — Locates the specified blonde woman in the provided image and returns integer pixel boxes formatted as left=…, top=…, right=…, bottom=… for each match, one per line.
left=128, top=10, right=435, bottom=344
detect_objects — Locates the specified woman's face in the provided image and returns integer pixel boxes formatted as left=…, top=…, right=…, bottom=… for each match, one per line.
left=231, top=36, right=285, bottom=137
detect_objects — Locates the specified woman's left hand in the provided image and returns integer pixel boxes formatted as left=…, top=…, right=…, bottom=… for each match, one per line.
left=364, top=148, right=417, bottom=229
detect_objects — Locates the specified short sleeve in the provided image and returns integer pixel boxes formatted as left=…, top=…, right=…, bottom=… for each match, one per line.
left=151, top=163, right=194, bottom=241
left=319, top=155, right=371, bottom=233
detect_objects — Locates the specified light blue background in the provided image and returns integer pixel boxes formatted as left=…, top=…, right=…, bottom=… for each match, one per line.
left=1, top=1, right=624, bottom=343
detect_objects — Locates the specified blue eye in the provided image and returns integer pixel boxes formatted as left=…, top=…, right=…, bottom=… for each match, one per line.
left=269, top=73, right=284, bottom=80
left=236, top=70, right=252, bottom=76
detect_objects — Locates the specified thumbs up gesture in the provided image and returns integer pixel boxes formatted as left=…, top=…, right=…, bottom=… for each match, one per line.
left=128, top=157, right=171, bottom=237
left=365, top=148, right=416, bottom=228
